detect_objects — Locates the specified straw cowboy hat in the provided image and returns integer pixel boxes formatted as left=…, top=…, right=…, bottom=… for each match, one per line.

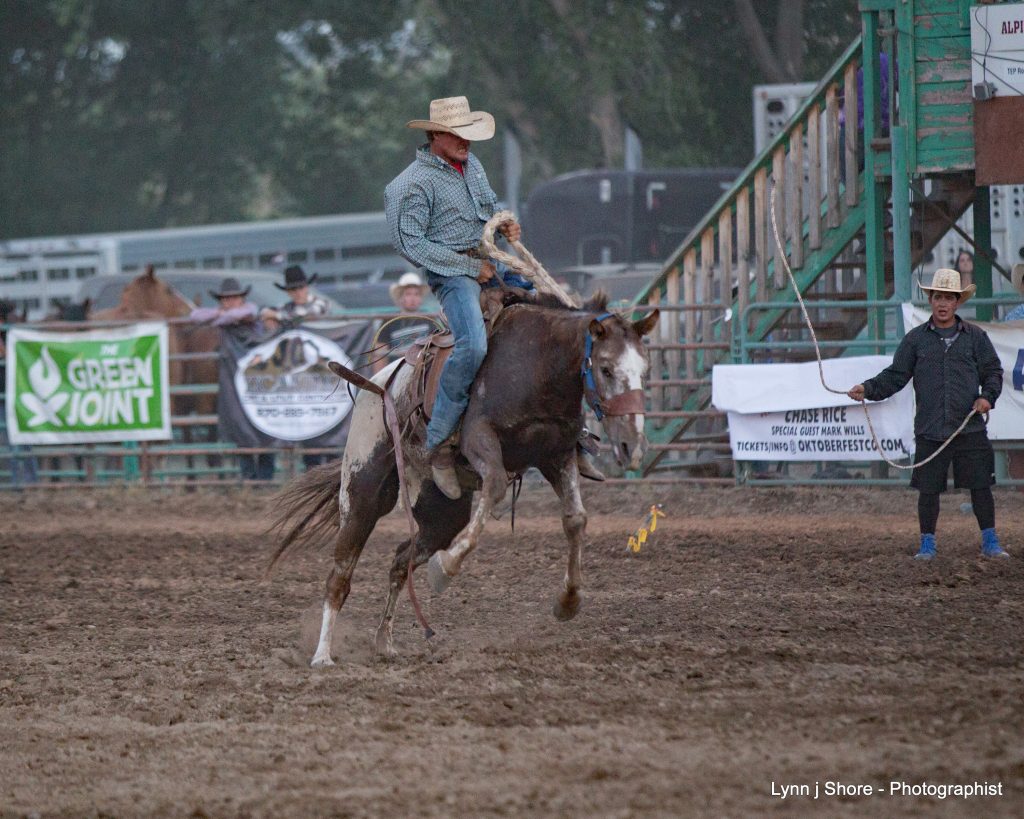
left=406, top=96, right=495, bottom=141
left=209, top=276, right=251, bottom=300
left=920, top=267, right=976, bottom=303
left=389, top=271, right=427, bottom=303
left=1012, top=263, right=1024, bottom=296
left=275, top=265, right=318, bottom=291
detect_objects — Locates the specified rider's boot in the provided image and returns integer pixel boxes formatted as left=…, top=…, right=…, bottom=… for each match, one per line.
left=576, top=427, right=605, bottom=481
left=430, top=443, right=462, bottom=500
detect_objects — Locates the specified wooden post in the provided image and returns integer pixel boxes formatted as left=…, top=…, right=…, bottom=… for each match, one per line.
left=825, top=83, right=841, bottom=229
left=844, top=61, right=859, bottom=206
left=683, top=250, right=697, bottom=381
left=772, top=146, right=786, bottom=289
left=664, top=266, right=682, bottom=407
left=718, top=208, right=733, bottom=349
left=788, top=122, right=804, bottom=270
left=699, top=229, right=715, bottom=374
left=807, top=105, right=822, bottom=250
left=736, top=186, right=751, bottom=336
left=754, top=168, right=768, bottom=304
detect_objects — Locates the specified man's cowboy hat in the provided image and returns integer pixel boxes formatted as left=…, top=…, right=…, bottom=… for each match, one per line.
left=919, top=268, right=976, bottom=302
left=275, top=265, right=318, bottom=291
left=1012, top=263, right=1024, bottom=296
left=209, top=276, right=251, bottom=300
left=389, top=271, right=427, bottom=303
left=406, top=96, right=495, bottom=141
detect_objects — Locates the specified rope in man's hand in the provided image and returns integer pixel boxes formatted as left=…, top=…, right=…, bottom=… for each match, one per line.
left=768, top=183, right=979, bottom=470
left=478, top=211, right=580, bottom=308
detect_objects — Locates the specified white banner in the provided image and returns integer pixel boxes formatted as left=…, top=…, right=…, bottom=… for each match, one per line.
left=233, top=329, right=354, bottom=442
left=713, top=356, right=915, bottom=462
left=902, top=304, right=1024, bottom=440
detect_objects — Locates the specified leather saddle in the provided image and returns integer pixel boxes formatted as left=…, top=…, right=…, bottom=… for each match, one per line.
left=405, top=332, right=455, bottom=423
left=400, top=286, right=530, bottom=435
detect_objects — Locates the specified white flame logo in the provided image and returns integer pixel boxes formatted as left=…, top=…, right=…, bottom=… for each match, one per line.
left=20, top=346, right=68, bottom=426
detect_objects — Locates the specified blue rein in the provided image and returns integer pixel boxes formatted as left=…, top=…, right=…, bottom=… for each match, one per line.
left=581, top=312, right=614, bottom=420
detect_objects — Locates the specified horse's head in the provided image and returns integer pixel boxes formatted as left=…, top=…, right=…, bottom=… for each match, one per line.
left=119, top=265, right=190, bottom=318
left=586, top=309, right=660, bottom=471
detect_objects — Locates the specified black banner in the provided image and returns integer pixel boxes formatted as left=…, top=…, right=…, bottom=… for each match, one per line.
left=216, top=319, right=375, bottom=448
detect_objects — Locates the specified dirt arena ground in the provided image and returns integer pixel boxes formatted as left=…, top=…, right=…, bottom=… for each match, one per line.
left=1, top=483, right=1023, bottom=818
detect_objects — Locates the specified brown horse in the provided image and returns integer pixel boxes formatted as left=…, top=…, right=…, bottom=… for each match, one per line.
left=90, top=267, right=221, bottom=465
left=269, top=292, right=659, bottom=666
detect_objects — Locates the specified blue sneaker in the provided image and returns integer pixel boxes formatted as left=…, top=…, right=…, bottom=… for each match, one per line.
left=981, top=528, right=1009, bottom=559
left=914, top=533, right=936, bottom=561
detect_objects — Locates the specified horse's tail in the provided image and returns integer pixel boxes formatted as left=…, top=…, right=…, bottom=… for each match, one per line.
left=265, top=459, right=343, bottom=575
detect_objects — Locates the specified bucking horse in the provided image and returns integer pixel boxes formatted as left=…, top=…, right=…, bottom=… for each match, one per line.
left=269, top=288, right=659, bottom=666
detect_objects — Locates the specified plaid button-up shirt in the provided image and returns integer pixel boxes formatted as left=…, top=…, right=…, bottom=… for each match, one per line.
left=384, top=146, right=499, bottom=278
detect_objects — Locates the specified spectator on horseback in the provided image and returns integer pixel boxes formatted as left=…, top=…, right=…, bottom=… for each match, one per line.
left=260, top=265, right=330, bottom=329
left=385, top=95, right=603, bottom=498
left=847, top=269, right=1007, bottom=560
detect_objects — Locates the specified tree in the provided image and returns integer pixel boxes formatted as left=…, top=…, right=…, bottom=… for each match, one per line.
left=0, top=0, right=859, bottom=238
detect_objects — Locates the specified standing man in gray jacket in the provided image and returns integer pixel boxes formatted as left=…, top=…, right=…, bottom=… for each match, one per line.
left=848, top=269, right=1006, bottom=560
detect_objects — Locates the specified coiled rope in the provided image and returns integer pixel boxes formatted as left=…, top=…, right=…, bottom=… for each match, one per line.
left=768, top=183, right=977, bottom=469
left=478, top=211, right=580, bottom=308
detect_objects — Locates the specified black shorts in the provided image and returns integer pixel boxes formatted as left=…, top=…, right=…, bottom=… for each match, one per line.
left=910, top=431, right=995, bottom=494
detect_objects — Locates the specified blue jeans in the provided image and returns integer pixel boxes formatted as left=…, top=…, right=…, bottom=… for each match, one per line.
left=425, top=272, right=487, bottom=449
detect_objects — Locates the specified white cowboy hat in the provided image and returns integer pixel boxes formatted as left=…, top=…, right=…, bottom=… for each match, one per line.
left=920, top=268, right=976, bottom=303
left=1012, top=263, right=1024, bottom=296
left=406, top=96, right=495, bottom=141
left=389, top=271, right=427, bottom=303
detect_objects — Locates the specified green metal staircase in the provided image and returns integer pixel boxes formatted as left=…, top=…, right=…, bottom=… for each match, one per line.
left=632, top=0, right=981, bottom=477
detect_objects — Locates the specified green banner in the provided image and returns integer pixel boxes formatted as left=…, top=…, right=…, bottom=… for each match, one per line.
left=5, top=322, right=171, bottom=443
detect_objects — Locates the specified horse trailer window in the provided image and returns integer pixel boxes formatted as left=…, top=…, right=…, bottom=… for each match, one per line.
left=75, top=266, right=96, bottom=278
left=19, top=269, right=38, bottom=281
left=173, top=260, right=197, bottom=269
left=314, top=247, right=336, bottom=261
left=231, top=255, right=253, bottom=269
left=202, top=257, right=225, bottom=269
left=287, top=250, right=308, bottom=263
left=47, top=268, right=71, bottom=281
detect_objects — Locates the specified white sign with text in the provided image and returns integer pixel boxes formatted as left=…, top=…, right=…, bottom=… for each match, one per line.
left=713, top=356, right=915, bottom=462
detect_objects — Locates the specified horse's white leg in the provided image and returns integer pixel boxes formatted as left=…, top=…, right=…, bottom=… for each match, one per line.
left=427, top=424, right=505, bottom=594
left=548, top=459, right=586, bottom=621
left=310, top=545, right=364, bottom=668
left=311, top=373, right=401, bottom=668
left=311, top=600, right=339, bottom=667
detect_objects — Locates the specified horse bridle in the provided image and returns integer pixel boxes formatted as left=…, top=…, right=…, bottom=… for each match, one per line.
left=581, top=312, right=646, bottom=421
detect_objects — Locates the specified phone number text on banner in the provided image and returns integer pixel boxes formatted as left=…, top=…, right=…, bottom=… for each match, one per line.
left=5, top=322, right=171, bottom=444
